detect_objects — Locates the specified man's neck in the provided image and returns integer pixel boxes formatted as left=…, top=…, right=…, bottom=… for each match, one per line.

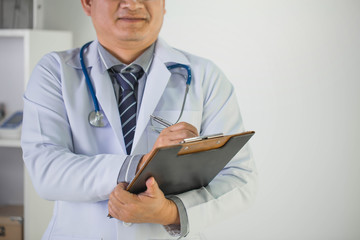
left=99, top=38, right=155, bottom=65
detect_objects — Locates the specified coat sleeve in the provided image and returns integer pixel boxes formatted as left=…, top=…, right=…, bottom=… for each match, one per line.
left=21, top=53, right=124, bottom=202
left=175, top=60, right=258, bottom=236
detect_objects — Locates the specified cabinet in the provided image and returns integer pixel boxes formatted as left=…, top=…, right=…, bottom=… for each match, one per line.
left=0, top=29, right=72, bottom=240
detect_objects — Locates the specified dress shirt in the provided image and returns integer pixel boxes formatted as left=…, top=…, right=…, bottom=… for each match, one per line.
left=97, top=42, right=153, bottom=184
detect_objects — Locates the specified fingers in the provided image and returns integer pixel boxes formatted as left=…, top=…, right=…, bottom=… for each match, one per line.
left=108, top=199, right=121, bottom=219
left=108, top=183, right=139, bottom=221
left=140, top=177, right=161, bottom=198
left=145, top=177, right=155, bottom=190
left=117, top=182, right=129, bottom=189
left=110, top=182, right=134, bottom=205
left=167, top=122, right=199, bottom=136
left=108, top=198, right=137, bottom=223
left=108, top=178, right=167, bottom=223
left=154, top=122, right=199, bottom=148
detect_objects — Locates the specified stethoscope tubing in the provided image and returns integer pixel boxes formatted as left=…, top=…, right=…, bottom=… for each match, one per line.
left=166, top=63, right=192, bottom=85
left=166, top=64, right=191, bottom=123
left=80, top=41, right=100, bottom=112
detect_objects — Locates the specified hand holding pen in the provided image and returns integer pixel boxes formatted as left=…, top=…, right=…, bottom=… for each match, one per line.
left=138, top=116, right=199, bottom=170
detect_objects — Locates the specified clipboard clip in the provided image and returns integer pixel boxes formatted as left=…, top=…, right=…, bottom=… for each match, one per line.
left=181, top=133, right=224, bottom=143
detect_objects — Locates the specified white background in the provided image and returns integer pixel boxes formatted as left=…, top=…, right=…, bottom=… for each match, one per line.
left=40, top=0, right=360, bottom=239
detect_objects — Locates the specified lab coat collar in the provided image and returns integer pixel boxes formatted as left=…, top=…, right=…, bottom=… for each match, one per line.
left=65, top=40, right=101, bottom=70
left=154, top=37, right=190, bottom=66
left=65, top=38, right=191, bottom=70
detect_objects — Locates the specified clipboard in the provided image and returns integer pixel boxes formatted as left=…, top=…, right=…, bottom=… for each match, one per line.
left=127, top=131, right=255, bottom=195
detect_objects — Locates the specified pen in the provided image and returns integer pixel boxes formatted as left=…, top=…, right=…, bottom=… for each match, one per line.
left=150, top=115, right=173, bottom=128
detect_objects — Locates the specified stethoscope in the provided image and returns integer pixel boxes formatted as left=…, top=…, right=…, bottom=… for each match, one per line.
left=80, top=41, right=192, bottom=128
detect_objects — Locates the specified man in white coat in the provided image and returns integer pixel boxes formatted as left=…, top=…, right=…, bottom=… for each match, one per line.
left=21, top=0, right=257, bottom=239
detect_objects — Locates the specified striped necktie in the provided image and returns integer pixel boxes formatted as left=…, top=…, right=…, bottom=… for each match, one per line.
left=112, top=67, right=144, bottom=154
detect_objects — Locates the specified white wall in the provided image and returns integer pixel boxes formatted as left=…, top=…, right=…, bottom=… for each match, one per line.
left=162, top=1, right=360, bottom=239
left=41, top=0, right=360, bottom=239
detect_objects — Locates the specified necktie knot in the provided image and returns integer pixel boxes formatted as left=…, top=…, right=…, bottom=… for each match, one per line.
left=112, top=65, right=144, bottom=91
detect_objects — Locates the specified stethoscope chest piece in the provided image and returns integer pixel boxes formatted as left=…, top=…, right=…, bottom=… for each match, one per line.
left=89, top=110, right=108, bottom=127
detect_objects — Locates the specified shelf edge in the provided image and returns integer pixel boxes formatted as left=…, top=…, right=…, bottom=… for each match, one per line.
left=0, top=139, right=21, bottom=148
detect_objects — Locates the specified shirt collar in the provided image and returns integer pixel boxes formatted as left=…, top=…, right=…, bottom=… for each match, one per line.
left=97, top=41, right=155, bottom=74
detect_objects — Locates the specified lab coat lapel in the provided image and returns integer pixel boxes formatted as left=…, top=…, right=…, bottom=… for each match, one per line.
left=91, top=65, right=126, bottom=152
left=132, top=38, right=191, bottom=151
left=132, top=57, right=170, bottom=148
left=84, top=43, right=126, bottom=153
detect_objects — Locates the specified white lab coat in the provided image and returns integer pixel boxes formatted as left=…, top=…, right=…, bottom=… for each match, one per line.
left=21, top=39, right=257, bottom=240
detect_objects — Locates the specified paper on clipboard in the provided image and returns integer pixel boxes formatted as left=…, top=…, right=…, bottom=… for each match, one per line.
left=126, top=131, right=255, bottom=195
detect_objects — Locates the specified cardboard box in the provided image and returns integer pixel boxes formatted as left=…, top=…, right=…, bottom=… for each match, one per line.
left=0, top=205, right=23, bottom=240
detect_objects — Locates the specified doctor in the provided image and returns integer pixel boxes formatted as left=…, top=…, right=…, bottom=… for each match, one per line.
left=21, top=0, right=257, bottom=239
